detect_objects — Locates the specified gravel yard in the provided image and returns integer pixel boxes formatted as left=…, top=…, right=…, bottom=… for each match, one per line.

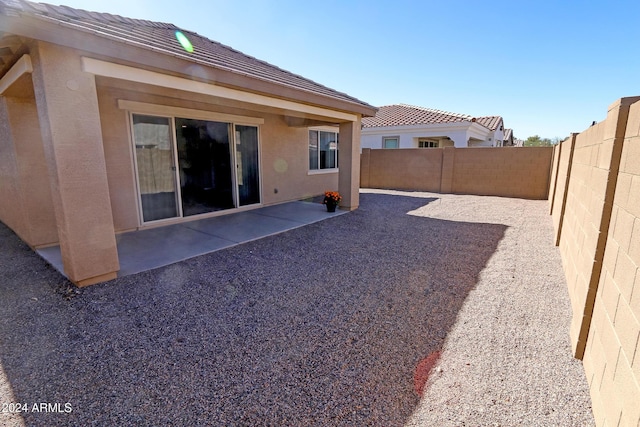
left=0, top=190, right=594, bottom=426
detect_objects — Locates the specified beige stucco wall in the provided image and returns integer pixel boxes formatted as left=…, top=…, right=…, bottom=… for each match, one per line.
left=0, top=98, right=26, bottom=240
left=260, top=116, right=339, bottom=205
left=0, top=44, right=338, bottom=242
left=0, top=90, right=58, bottom=248
left=361, top=146, right=553, bottom=199
left=4, top=97, right=58, bottom=247
left=1, top=41, right=350, bottom=285
left=95, top=80, right=339, bottom=232
left=550, top=96, right=640, bottom=427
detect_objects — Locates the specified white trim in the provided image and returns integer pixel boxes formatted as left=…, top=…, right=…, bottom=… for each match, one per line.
left=308, top=168, right=339, bottom=176
left=125, top=111, right=144, bottom=226
left=128, top=111, right=264, bottom=226
left=308, top=125, right=340, bottom=132
left=129, top=113, right=182, bottom=224
left=82, top=57, right=357, bottom=122
left=0, top=54, right=33, bottom=95
left=118, top=100, right=264, bottom=125
left=308, top=128, right=339, bottom=172
left=233, top=123, right=263, bottom=207
left=382, top=136, right=400, bottom=149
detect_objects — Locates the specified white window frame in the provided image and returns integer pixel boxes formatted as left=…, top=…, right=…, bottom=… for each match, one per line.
left=418, top=139, right=439, bottom=148
left=308, top=126, right=339, bottom=174
left=382, top=136, right=400, bottom=149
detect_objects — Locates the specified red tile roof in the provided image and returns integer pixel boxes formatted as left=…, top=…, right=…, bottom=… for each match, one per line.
left=0, top=0, right=375, bottom=110
left=475, top=116, right=503, bottom=131
left=504, top=128, right=513, bottom=140
left=362, top=104, right=473, bottom=128
left=362, top=104, right=503, bottom=131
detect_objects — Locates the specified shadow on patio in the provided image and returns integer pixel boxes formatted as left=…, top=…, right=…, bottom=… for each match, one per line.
left=0, top=193, right=506, bottom=426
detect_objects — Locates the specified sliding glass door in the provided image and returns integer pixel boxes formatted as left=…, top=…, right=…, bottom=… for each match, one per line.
left=235, top=125, right=260, bottom=206
left=132, top=113, right=261, bottom=224
left=176, top=118, right=234, bottom=216
left=132, top=114, right=179, bottom=222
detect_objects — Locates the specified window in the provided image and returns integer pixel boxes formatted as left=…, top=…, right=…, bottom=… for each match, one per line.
left=382, top=137, right=399, bottom=149
left=309, top=129, right=338, bottom=170
left=418, top=140, right=439, bottom=148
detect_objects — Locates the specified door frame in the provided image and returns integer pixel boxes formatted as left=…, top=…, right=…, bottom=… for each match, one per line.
left=122, top=101, right=264, bottom=227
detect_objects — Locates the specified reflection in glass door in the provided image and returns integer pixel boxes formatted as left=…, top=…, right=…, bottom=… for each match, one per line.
left=235, top=125, right=260, bottom=206
left=132, top=113, right=261, bottom=223
left=175, top=118, right=234, bottom=216
left=132, top=114, right=179, bottom=222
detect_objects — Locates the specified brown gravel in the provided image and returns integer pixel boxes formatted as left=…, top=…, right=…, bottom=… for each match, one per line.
left=0, top=189, right=594, bottom=426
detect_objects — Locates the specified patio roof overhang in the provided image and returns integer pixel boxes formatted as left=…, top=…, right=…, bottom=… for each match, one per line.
left=0, top=12, right=377, bottom=119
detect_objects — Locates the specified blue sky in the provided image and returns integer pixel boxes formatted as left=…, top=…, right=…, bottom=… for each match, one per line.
left=57, top=0, right=639, bottom=140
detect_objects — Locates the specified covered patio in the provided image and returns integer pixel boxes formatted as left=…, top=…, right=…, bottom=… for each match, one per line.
left=0, top=1, right=376, bottom=286
left=37, top=200, right=346, bottom=279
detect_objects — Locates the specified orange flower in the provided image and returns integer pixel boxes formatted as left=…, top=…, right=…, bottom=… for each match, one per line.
left=323, top=190, right=342, bottom=204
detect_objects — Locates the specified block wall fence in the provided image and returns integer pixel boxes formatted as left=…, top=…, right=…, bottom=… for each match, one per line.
left=360, top=146, right=554, bottom=199
left=549, top=96, right=640, bottom=427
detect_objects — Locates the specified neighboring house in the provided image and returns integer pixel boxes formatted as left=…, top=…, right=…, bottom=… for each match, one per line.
left=0, top=0, right=376, bottom=286
left=361, top=104, right=505, bottom=149
left=503, top=128, right=515, bottom=146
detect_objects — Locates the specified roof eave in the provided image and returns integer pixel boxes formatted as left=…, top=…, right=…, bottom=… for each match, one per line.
left=0, top=12, right=377, bottom=118
left=362, top=121, right=475, bottom=132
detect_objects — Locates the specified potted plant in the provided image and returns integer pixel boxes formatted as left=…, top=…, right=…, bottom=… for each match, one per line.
left=323, top=191, right=341, bottom=212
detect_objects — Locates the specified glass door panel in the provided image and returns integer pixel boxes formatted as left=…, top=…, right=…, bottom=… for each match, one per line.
left=132, top=114, right=179, bottom=222
left=235, top=125, right=260, bottom=206
left=175, top=118, right=234, bottom=216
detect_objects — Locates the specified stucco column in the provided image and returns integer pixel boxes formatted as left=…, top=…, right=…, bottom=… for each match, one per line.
left=338, top=119, right=361, bottom=210
left=30, top=42, right=119, bottom=286
left=449, top=130, right=469, bottom=147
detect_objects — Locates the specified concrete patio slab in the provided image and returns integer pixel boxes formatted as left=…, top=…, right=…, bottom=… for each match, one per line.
left=36, top=200, right=345, bottom=279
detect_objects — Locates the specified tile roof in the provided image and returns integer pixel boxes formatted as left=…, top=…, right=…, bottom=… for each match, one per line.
left=0, top=0, right=375, bottom=110
left=362, top=104, right=474, bottom=128
left=504, top=128, right=513, bottom=140
left=361, top=104, right=505, bottom=131
left=475, top=115, right=503, bottom=131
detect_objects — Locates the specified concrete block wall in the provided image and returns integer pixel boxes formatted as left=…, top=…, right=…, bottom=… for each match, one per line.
left=360, top=146, right=553, bottom=199
left=557, top=120, right=610, bottom=356
left=451, top=147, right=552, bottom=199
left=549, top=96, right=640, bottom=427
left=549, top=134, right=577, bottom=245
left=583, top=100, right=640, bottom=427
left=361, top=148, right=443, bottom=192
